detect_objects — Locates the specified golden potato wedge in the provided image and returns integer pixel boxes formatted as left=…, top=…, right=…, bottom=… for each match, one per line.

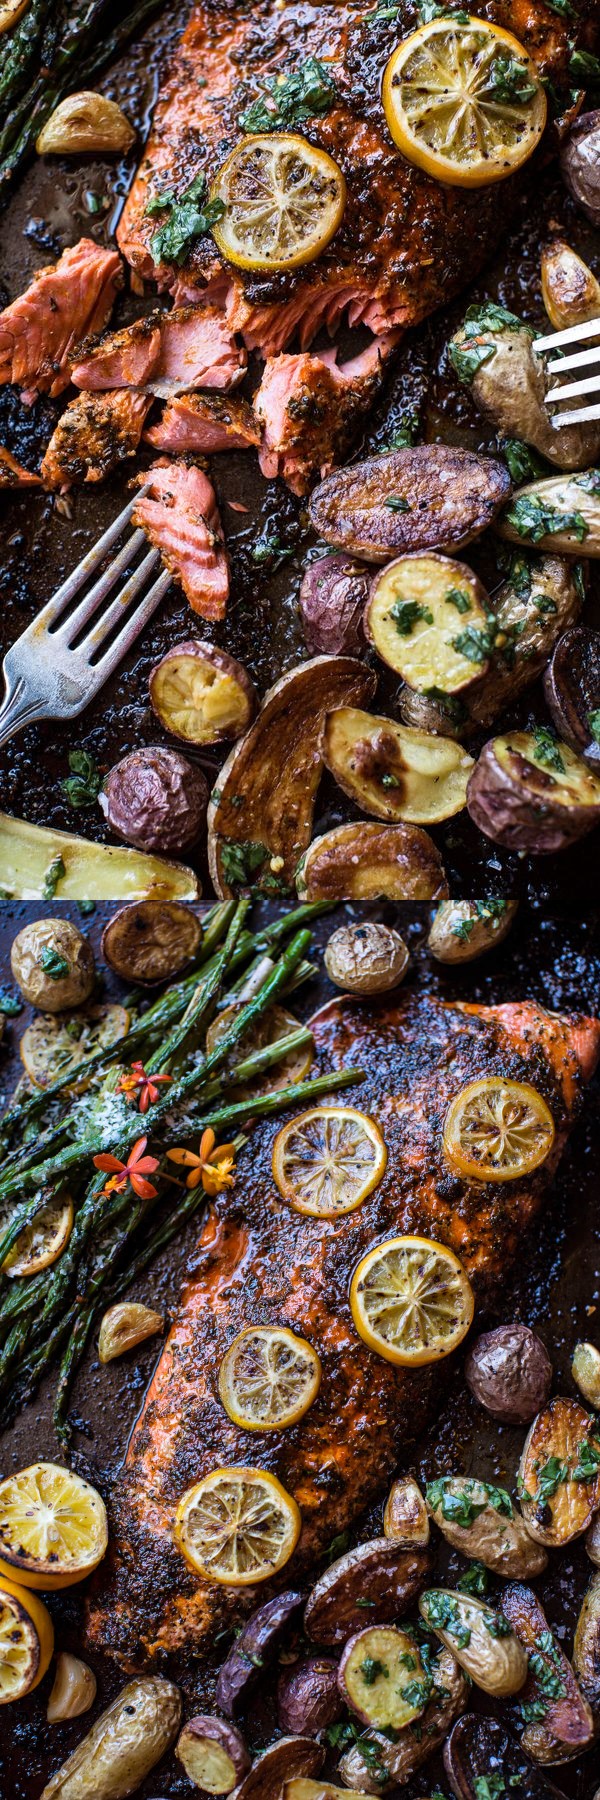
left=150, top=640, right=256, bottom=746
left=309, top=447, right=510, bottom=563
left=518, top=1397, right=600, bottom=1546
left=450, top=317, right=600, bottom=471
left=366, top=553, right=493, bottom=694
left=541, top=239, right=600, bottom=332
left=383, top=1477, right=429, bottom=1546
left=502, top=1582, right=594, bottom=1765
left=321, top=707, right=473, bottom=824
left=295, top=822, right=448, bottom=902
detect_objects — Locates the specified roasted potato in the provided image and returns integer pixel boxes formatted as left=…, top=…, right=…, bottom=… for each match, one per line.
left=40, top=1677, right=182, bottom=1800
left=277, top=1658, right=342, bottom=1737
left=541, top=240, right=600, bottom=333
left=427, top=899, right=518, bottom=963
left=36, top=91, right=135, bottom=154
left=149, top=640, right=256, bottom=746
left=101, top=900, right=202, bottom=984
left=502, top=1582, right=594, bottom=1765
left=11, top=919, right=95, bottom=1012
left=303, top=1537, right=428, bottom=1647
left=383, top=1475, right=429, bottom=1545
left=299, top=554, right=369, bottom=656
left=572, top=1340, right=600, bottom=1409
left=207, top=657, right=375, bottom=897
left=101, top=746, right=208, bottom=854
left=0, top=0, right=29, bottom=33
left=338, top=1625, right=429, bottom=1731
left=419, top=1588, right=528, bottom=1697
left=0, top=810, right=200, bottom=901
left=543, top=626, right=600, bottom=768
left=324, top=922, right=409, bottom=995
left=295, top=822, right=448, bottom=902
left=450, top=315, right=600, bottom=470
left=466, top=729, right=600, bottom=854
left=216, top=1591, right=303, bottom=1716
left=231, top=1737, right=323, bottom=1799
left=561, top=111, right=600, bottom=228
left=573, top=1571, right=600, bottom=1717
left=309, top=446, right=511, bottom=563
left=175, top=1716, right=250, bottom=1794
left=321, top=707, right=473, bottom=824
left=338, top=1645, right=468, bottom=1793
left=497, top=473, right=600, bottom=556
left=365, top=552, right=493, bottom=693
left=425, top=1475, right=547, bottom=1578
left=464, top=1324, right=552, bottom=1423
left=466, top=553, right=583, bottom=731
left=396, top=683, right=468, bottom=739
left=518, top=1397, right=600, bottom=1546
left=444, top=1713, right=569, bottom=1800
left=587, top=1512, right=600, bottom=1567
left=285, top=1785, right=373, bottom=1800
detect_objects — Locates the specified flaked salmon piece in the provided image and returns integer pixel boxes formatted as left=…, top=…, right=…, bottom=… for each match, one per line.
left=72, top=304, right=246, bottom=394
left=146, top=391, right=259, bottom=454
left=86, top=990, right=600, bottom=1672
left=133, top=458, right=229, bottom=620
left=41, top=389, right=152, bottom=489
left=255, top=338, right=397, bottom=495
left=0, top=238, right=122, bottom=399
left=0, top=445, right=41, bottom=486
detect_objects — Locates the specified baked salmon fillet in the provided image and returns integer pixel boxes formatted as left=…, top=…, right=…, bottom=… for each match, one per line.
left=87, top=989, right=599, bottom=1676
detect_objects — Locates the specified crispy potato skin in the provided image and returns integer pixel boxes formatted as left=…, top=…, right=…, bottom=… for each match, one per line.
left=101, top=901, right=202, bottom=985
left=216, top=1593, right=303, bottom=1717
left=299, top=555, right=368, bottom=657
left=444, top=1712, right=570, bottom=1800
left=309, top=448, right=511, bottom=563
left=502, top=1584, right=595, bottom=1764
left=467, top=556, right=582, bottom=731
left=427, top=901, right=518, bottom=965
left=304, top=1538, right=428, bottom=1647
left=383, top=1477, right=429, bottom=1544
left=573, top=1571, right=600, bottom=1717
left=518, top=1397, right=600, bottom=1546
left=296, top=821, right=449, bottom=901
left=102, top=746, right=208, bottom=853
left=561, top=112, right=600, bottom=228
left=467, top=735, right=600, bottom=855
left=277, top=1658, right=342, bottom=1737
left=11, top=920, right=94, bottom=1013
left=425, top=1480, right=547, bottom=1578
left=457, top=325, right=600, bottom=469
left=39, top=1677, right=182, bottom=1800
left=232, top=1737, right=323, bottom=1799
left=543, top=625, right=600, bottom=768
left=464, top=1324, right=552, bottom=1422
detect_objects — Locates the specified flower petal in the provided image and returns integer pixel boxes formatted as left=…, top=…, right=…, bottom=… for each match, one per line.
left=93, top=1154, right=125, bottom=1174
left=167, top=1147, right=201, bottom=1168
left=200, top=1127, right=216, bottom=1161
left=130, top=1174, right=158, bottom=1200
left=128, top=1135, right=149, bottom=1165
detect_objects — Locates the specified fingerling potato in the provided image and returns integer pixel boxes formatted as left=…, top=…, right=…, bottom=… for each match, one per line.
left=573, top=1571, right=600, bottom=1716
left=497, top=473, right=600, bottom=556
left=541, top=240, right=600, bottom=331
left=444, top=1712, right=571, bottom=1800
left=543, top=625, right=600, bottom=767
left=321, top=707, right=474, bottom=824
left=502, top=1582, right=594, bottom=1764
left=425, top=1475, right=547, bottom=1578
left=303, top=1537, right=428, bottom=1646
left=466, top=553, right=583, bottom=731
left=309, top=446, right=511, bottom=563
left=451, top=316, right=600, bottom=470
left=39, top=1677, right=182, bottom=1800
left=427, top=899, right=518, bottom=963
left=365, top=553, right=493, bottom=694
left=383, top=1476, right=429, bottom=1545
left=419, top=1588, right=528, bottom=1697
left=295, top=822, right=448, bottom=902
left=518, top=1396, right=600, bottom=1546
left=466, top=730, right=600, bottom=854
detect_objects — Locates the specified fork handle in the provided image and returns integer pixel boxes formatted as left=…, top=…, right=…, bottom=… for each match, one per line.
left=0, top=676, right=46, bottom=750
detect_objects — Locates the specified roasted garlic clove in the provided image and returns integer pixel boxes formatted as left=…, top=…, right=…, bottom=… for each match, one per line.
left=47, top=1653, right=97, bottom=1722
left=572, top=1341, right=600, bottom=1410
left=98, top=1302, right=164, bottom=1365
left=36, top=92, right=135, bottom=156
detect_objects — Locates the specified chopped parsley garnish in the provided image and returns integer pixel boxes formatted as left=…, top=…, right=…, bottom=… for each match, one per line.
left=532, top=1455, right=569, bottom=1505
left=503, top=438, right=547, bottom=484
left=445, top=588, right=471, bottom=613
left=532, top=727, right=565, bottom=775
left=39, top=946, right=70, bottom=981
left=422, top=687, right=467, bottom=725
left=381, top=771, right=401, bottom=788
left=448, top=337, right=497, bottom=385
left=475, top=1778, right=508, bottom=1800
left=452, top=625, right=494, bottom=663
left=379, top=408, right=420, bottom=449
left=426, top=1479, right=487, bottom=1529
left=524, top=1631, right=567, bottom=1718
left=569, top=48, right=600, bottom=87
left=498, top=548, right=533, bottom=599
left=588, top=710, right=600, bottom=745
left=532, top=592, right=557, bottom=615
left=485, top=1610, right=513, bottom=1638
left=361, top=1657, right=388, bottom=1685
left=323, top=1531, right=350, bottom=1562
left=575, top=468, right=600, bottom=495
left=146, top=172, right=225, bottom=266
left=398, top=1651, right=417, bottom=1669
left=41, top=855, right=66, bottom=901
left=324, top=1721, right=389, bottom=1784
left=463, top=300, right=527, bottom=335
left=504, top=494, right=588, bottom=544
left=219, top=839, right=269, bottom=888
left=486, top=51, right=537, bottom=105
left=240, top=57, right=338, bottom=133
left=451, top=901, right=508, bottom=942
left=421, top=1590, right=471, bottom=1648
left=61, top=749, right=101, bottom=810
left=0, top=990, right=22, bottom=1017
left=457, top=1561, right=489, bottom=1596
left=250, top=529, right=295, bottom=568
left=390, top=598, right=433, bottom=635
left=402, top=1676, right=432, bottom=1709
left=544, top=0, right=574, bottom=14
left=573, top=560, right=587, bottom=602
left=384, top=495, right=410, bottom=511
left=571, top=1437, right=600, bottom=1482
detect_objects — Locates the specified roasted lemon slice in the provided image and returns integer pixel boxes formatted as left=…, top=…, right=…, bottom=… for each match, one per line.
left=210, top=133, right=346, bottom=272
left=443, top=1077, right=555, bottom=1182
left=382, top=19, right=546, bottom=188
left=19, top=1002, right=129, bottom=1091
left=0, top=1579, right=53, bottom=1703
left=350, top=1235, right=474, bottom=1365
left=272, top=1105, right=387, bottom=1218
left=0, top=1463, right=108, bottom=1590
left=206, top=1004, right=313, bottom=1100
left=174, top=1467, right=301, bottom=1584
left=2, top=1193, right=73, bottom=1279
left=218, top=1325, right=321, bottom=1431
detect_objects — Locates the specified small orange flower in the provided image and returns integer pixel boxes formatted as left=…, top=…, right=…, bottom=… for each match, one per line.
left=93, top=1135, right=159, bottom=1200
left=167, top=1127, right=237, bottom=1195
left=117, top=1061, right=172, bottom=1114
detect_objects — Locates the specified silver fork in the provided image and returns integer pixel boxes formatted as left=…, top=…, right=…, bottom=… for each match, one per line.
left=0, top=487, right=172, bottom=750
left=534, top=315, right=600, bottom=427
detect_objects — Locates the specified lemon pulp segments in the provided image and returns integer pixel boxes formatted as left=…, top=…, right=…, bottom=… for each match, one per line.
left=210, top=133, right=346, bottom=271
left=3, top=1194, right=73, bottom=1278
left=0, top=1579, right=53, bottom=1702
left=19, top=1002, right=129, bottom=1089
left=443, top=1077, right=555, bottom=1181
left=382, top=19, right=546, bottom=187
left=0, top=1462, right=108, bottom=1589
left=218, top=1326, right=321, bottom=1430
left=272, top=1105, right=387, bottom=1217
left=174, top=1467, right=301, bottom=1584
left=350, top=1235, right=474, bottom=1365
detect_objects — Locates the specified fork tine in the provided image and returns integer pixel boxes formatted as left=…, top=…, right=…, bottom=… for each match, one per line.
left=78, top=547, right=161, bottom=654
left=534, top=319, right=600, bottom=353
left=546, top=372, right=600, bottom=403
left=91, top=567, right=173, bottom=675
left=53, top=529, right=148, bottom=644
left=38, top=485, right=150, bottom=628
left=547, top=400, right=600, bottom=426
left=545, top=343, right=600, bottom=377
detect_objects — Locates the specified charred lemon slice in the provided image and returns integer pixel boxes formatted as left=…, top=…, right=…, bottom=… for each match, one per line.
left=350, top=1235, right=474, bottom=1366
left=218, top=1325, right=321, bottom=1431
left=0, top=1463, right=108, bottom=1590
left=443, top=1077, right=555, bottom=1182
left=19, top=1002, right=129, bottom=1091
left=206, top=1004, right=313, bottom=1101
left=382, top=19, right=546, bottom=188
left=210, top=133, right=346, bottom=272
left=174, top=1467, right=301, bottom=1584
left=0, top=1579, right=53, bottom=1703
left=2, top=1193, right=73, bottom=1279
left=272, top=1105, right=387, bottom=1218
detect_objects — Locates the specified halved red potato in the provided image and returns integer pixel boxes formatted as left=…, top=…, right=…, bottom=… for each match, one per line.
left=338, top=1625, right=429, bottom=1730
left=321, top=707, right=473, bottom=824
left=149, top=640, right=256, bottom=746
left=295, top=822, right=449, bottom=901
left=518, top=1396, right=600, bottom=1547
left=501, top=1583, right=594, bottom=1764
left=366, top=554, right=493, bottom=694
left=543, top=626, right=600, bottom=767
left=466, top=730, right=600, bottom=853
left=175, top=1716, right=249, bottom=1794
left=303, top=1538, right=429, bottom=1646
left=309, top=447, right=511, bottom=563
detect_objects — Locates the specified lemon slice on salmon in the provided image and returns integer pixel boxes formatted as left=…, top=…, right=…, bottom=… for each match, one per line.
left=218, top=1325, right=321, bottom=1431
left=174, top=1467, right=301, bottom=1584
left=382, top=18, right=546, bottom=188
left=443, top=1076, right=555, bottom=1182
left=0, top=1463, right=108, bottom=1590
left=2, top=1193, right=73, bottom=1278
left=0, top=1579, right=54, bottom=1702
left=350, top=1235, right=474, bottom=1366
left=210, top=133, right=346, bottom=271
left=272, top=1105, right=387, bottom=1218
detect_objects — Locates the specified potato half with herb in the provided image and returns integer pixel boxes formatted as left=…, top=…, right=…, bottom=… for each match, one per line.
left=497, top=472, right=600, bottom=556
left=296, top=822, right=448, bottom=902
left=466, top=553, right=583, bottom=731
left=36, top=92, right=135, bottom=155
left=322, top=708, right=473, bottom=824
left=309, top=446, right=510, bottom=563
left=150, top=640, right=256, bottom=746
left=338, top=1645, right=468, bottom=1794
left=427, top=899, right=517, bottom=963
left=541, top=240, right=600, bottom=332
left=366, top=553, right=493, bottom=694
left=449, top=303, right=600, bottom=471
left=444, top=1713, right=579, bottom=1800
left=425, top=1475, right=547, bottom=1579
left=518, top=1396, right=600, bottom=1546
left=573, top=1571, right=600, bottom=1717
left=502, top=1583, right=594, bottom=1765
left=467, top=729, right=600, bottom=854
left=324, top=922, right=409, bottom=995
left=338, top=1625, right=430, bottom=1731
left=419, top=1588, right=528, bottom=1697
left=40, top=1677, right=182, bottom=1800
left=11, top=919, right=95, bottom=1012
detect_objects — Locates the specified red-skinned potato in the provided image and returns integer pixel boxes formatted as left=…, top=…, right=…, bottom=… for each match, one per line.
left=149, top=641, right=256, bottom=747
left=501, top=1583, right=594, bottom=1764
left=175, top=1716, right=249, bottom=1793
left=466, top=730, right=600, bottom=853
left=518, top=1396, right=600, bottom=1546
left=444, top=1714, right=571, bottom=1800
left=299, top=554, right=369, bottom=656
left=216, top=1592, right=303, bottom=1716
left=230, top=1737, right=323, bottom=1799
left=464, top=1324, right=552, bottom=1424
left=561, top=111, right=600, bottom=227
left=543, top=626, right=600, bottom=768
left=309, top=447, right=511, bottom=563
left=101, top=746, right=208, bottom=854
left=277, top=1658, right=342, bottom=1737
left=295, top=822, right=448, bottom=902
left=573, top=1571, right=600, bottom=1716
left=303, top=1537, right=428, bottom=1646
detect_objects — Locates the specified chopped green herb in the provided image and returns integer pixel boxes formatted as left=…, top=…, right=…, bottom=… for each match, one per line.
left=498, top=548, right=533, bottom=599
left=575, top=468, right=600, bottom=495
left=323, top=1531, right=351, bottom=1562
left=484, top=1610, right=513, bottom=1638
left=533, top=1454, right=569, bottom=1505
left=61, top=749, right=102, bottom=810
left=475, top=1778, right=507, bottom=1800
left=445, top=588, right=471, bottom=614
left=379, top=408, right=420, bottom=449
left=452, top=625, right=493, bottom=664
left=384, top=495, right=410, bottom=512
left=219, top=839, right=268, bottom=888
left=573, top=561, right=587, bottom=603
left=503, top=438, right=547, bottom=484
left=355, top=1597, right=377, bottom=1608
left=426, top=1478, right=487, bottom=1530
left=240, top=57, right=338, bottom=133
left=41, top=856, right=66, bottom=901
left=572, top=1437, right=600, bottom=1482
left=39, top=946, right=70, bottom=981
left=398, top=1651, right=417, bottom=1669
left=532, top=592, right=557, bottom=615
left=360, top=1656, right=389, bottom=1685
left=250, top=529, right=295, bottom=568
left=532, top=727, right=565, bottom=775
left=448, top=337, right=497, bottom=385
left=416, top=1, right=470, bottom=21
left=324, top=1721, right=389, bottom=1784
left=146, top=172, right=225, bottom=267
left=0, top=990, right=22, bottom=1017
left=504, top=493, right=589, bottom=544
left=569, top=48, right=600, bottom=87
left=588, top=710, right=600, bottom=745
left=486, top=51, right=537, bottom=105
left=544, top=0, right=574, bottom=14
left=421, top=1590, right=471, bottom=1648
left=457, top=1561, right=489, bottom=1597
left=381, top=771, right=401, bottom=788
left=390, top=598, right=433, bottom=635
left=403, top=1676, right=432, bottom=1709
left=77, top=900, right=96, bottom=917
left=463, top=300, right=526, bottom=336
left=422, top=687, right=467, bottom=725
